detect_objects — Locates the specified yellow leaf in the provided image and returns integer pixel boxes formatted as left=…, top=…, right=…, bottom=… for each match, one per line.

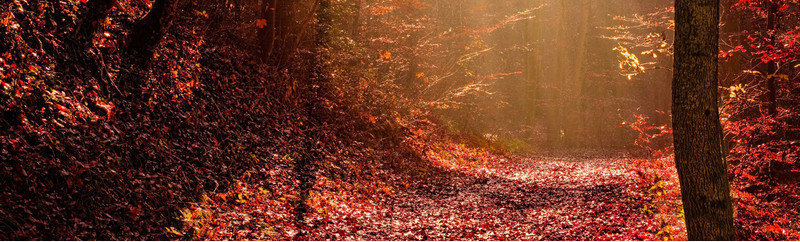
left=166, top=227, right=183, bottom=236
left=380, top=186, right=393, bottom=196
left=764, top=74, right=789, bottom=80
left=381, top=51, right=392, bottom=59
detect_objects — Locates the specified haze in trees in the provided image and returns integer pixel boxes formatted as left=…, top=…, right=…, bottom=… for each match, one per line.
left=0, top=0, right=797, bottom=240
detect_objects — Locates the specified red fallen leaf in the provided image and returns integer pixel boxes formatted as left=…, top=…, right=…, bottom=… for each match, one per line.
left=127, top=206, right=142, bottom=220
left=741, top=172, right=758, bottom=182
left=764, top=223, right=784, bottom=234
left=465, top=231, right=475, bottom=238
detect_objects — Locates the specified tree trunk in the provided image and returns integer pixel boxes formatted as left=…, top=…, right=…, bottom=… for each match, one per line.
left=290, top=0, right=323, bottom=56
left=351, top=0, right=362, bottom=38
left=523, top=14, right=540, bottom=125
left=564, top=0, right=591, bottom=147
left=125, top=0, right=181, bottom=62
left=273, top=0, right=297, bottom=66
left=766, top=2, right=778, bottom=115
left=672, top=0, right=736, bottom=240
left=117, top=0, right=180, bottom=95
left=259, top=0, right=278, bottom=60
left=293, top=0, right=331, bottom=239
left=544, top=0, right=567, bottom=148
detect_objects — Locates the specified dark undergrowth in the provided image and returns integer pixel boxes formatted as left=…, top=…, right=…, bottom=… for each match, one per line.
left=0, top=0, right=413, bottom=239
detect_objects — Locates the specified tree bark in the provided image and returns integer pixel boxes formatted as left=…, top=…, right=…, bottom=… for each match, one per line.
left=351, top=0, right=362, bottom=38
left=290, top=0, right=323, bottom=56
left=259, top=0, right=277, bottom=60
left=564, top=0, right=591, bottom=147
left=117, top=0, right=180, bottom=95
left=766, top=2, right=779, bottom=115
left=523, top=17, right=540, bottom=126
left=273, top=0, right=297, bottom=66
left=672, top=0, right=736, bottom=240
left=125, top=0, right=181, bottom=62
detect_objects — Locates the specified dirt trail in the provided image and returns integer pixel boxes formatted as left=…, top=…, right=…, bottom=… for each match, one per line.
left=306, top=157, right=661, bottom=240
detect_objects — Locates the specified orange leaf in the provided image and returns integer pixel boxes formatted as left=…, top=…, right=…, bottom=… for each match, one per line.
left=256, top=19, right=267, bottom=29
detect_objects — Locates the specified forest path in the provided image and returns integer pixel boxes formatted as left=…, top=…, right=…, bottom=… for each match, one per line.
left=308, top=156, right=662, bottom=240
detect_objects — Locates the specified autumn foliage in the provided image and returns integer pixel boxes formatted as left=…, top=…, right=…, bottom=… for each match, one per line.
left=1, top=0, right=798, bottom=240
left=613, top=0, right=800, bottom=239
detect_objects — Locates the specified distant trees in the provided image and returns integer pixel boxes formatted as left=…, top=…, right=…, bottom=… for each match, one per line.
left=672, top=0, right=736, bottom=240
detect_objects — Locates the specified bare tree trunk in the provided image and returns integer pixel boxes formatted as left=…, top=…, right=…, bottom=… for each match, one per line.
left=118, top=0, right=180, bottom=95
left=564, top=0, right=591, bottom=147
left=291, top=0, right=323, bottom=55
left=766, top=2, right=779, bottom=115
left=673, top=0, right=736, bottom=240
left=125, top=0, right=181, bottom=62
left=523, top=17, right=540, bottom=125
left=294, top=0, right=331, bottom=239
left=273, top=1, right=297, bottom=66
left=259, top=0, right=278, bottom=60
left=544, top=0, right=567, bottom=148
left=351, top=0, right=362, bottom=38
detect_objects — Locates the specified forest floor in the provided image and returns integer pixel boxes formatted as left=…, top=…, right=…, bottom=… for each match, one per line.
left=300, top=153, right=686, bottom=240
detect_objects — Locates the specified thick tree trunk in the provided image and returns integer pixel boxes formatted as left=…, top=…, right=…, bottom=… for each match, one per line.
left=672, top=0, right=736, bottom=240
left=125, top=0, right=181, bottom=62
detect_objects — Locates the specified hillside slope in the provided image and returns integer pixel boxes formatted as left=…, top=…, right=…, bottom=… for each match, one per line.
left=0, top=0, right=409, bottom=239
